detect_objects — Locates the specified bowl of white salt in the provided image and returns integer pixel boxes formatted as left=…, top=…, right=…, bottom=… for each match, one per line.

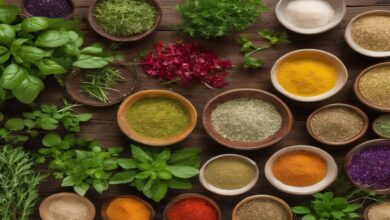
left=276, top=0, right=346, bottom=35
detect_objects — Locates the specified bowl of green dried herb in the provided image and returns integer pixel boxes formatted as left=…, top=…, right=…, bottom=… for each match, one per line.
left=88, top=0, right=162, bottom=42
left=373, top=114, right=390, bottom=139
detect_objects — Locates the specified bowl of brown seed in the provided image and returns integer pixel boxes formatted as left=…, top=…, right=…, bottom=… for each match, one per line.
left=306, top=103, right=369, bottom=146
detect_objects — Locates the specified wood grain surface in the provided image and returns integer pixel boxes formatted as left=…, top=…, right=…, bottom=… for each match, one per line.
left=7, top=0, right=390, bottom=219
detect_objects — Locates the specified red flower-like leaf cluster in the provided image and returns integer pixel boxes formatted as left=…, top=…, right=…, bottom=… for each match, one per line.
left=142, top=42, right=232, bottom=88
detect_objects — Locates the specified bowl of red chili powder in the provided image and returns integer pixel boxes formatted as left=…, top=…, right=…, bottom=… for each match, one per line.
left=164, top=193, right=221, bottom=220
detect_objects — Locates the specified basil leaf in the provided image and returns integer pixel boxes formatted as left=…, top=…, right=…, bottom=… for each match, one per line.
left=74, top=113, right=93, bottom=122
left=42, top=133, right=62, bottom=147
left=12, top=75, right=44, bottom=104
left=131, top=145, right=153, bottom=163
left=68, top=31, right=84, bottom=48
left=155, top=148, right=171, bottom=162
left=165, top=178, right=192, bottom=189
left=21, top=17, right=49, bottom=32
left=0, top=24, right=15, bottom=44
left=92, top=179, right=107, bottom=193
left=0, top=64, right=28, bottom=89
left=61, top=43, right=80, bottom=56
left=5, top=118, right=25, bottom=131
left=117, top=158, right=137, bottom=169
left=151, top=182, right=167, bottom=202
left=10, top=38, right=28, bottom=54
left=110, top=170, right=137, bottom=184
left=302, top=214, right=316, bottom=220
left=74, top=182, right=89, bottom=196
left=81, top=43, right=104, bottom=55
left=18, top=46, right=51, bottom=62
left=36, top=30, right=70, bottom=48
left=61, top=176, right=78, bottom=187
left=36, top=59, right=66, bottom=75
left=157, top=170, right=172, bottom=180
left=292, top=207, right=311, bottom=214
left=167, top=165, right=199, bottom=178
left=0, top=5, right=21, bottom=24
left=0, top=46, right=10, bottom=64
left=169, top=147, right=201, bottom=164
left=73, top=55, right=108, bottom=69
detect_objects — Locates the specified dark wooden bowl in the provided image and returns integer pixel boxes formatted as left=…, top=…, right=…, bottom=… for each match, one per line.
left=345, top=139, right=390, bottom=195
left=21, top=0, right=75, bottom=19
left=306, top=103, right=369, bottom=146
left=163, top=193, right=222, bottom=220
left=88, top=0, right=162, bottom=42
left=65, top=63, right=137, bottom=107
left=372, top=114, right=390, bottom=139
left=232, top=195, right=293, bottom=220
left=101, top=195, right=155, bottom=220
left=39, top=193, right=96, bottom=220
left=354, top=62, right=390, bottom=112
left=202, top=88, right=293, bottom=150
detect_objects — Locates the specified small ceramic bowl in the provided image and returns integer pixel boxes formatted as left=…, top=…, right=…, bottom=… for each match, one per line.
left=202, top=88, right=293, bottom=150
left=345, top=139, right=390, bottom=195
left=39, top=193, right=96, bottom=220
left=265, top=145, right=338, bottom=195
left=364, top=201, right=390, bottom=220
left=88, top=0, right=162, bottom=42
left=232, top=195, right=293, bottom=220
left=271, top=49, right=348, bottom=102
left=199, top=154, right=259, bottom=196
left=275, top=0, right=346, bottom=34
left=307, top=103, right=369, bottom=146
left=22, top=0, right=75, bottom=19
left=354, top=62, right=390, bottom=112
left=373, top=114, right=390, bottom=138
left=163, top=193, right=222, bottom=220
left=117, top=90, right=197, bottom=146
left=345, top=10, right=390, bottom=58
left=101, top=195, right=155, bottom=220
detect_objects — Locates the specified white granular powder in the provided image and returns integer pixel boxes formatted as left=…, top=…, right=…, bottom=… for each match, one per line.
left=284, top=0, right=335, bottom=28
left=47, top=197, right=88, bottom=220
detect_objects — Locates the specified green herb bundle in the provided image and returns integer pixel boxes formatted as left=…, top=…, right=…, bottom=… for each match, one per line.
left=110, top=145, right=201, bottom=202
left=176, top=0, right=268, bottom=39
left=0, top=146, right=45, bottom=220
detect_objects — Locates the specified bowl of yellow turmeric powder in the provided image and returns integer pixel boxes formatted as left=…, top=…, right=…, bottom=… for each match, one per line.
left=271, top=49, right=348, bottom=102
left=101, top=196, right=154, bottom=220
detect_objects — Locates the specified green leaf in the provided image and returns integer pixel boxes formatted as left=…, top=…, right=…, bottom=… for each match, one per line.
left=110, top=170, right=137, bottom=184
left=240, top=41, right=255, bottom=53
left=81, top=43, right=104, bottom=55
left=75, top=113, right=93, bottom=122
left=92, top=179, right=107, bottom=193
left=5, top=118, right=24, bottom=131
left=36, top=59, right=66, bottom=75
left=0, top=24, right=15, bottom=44
left=166, top=178, right=192, bottom=189
left=61, top=176, right=78, bottom=187
left=12, top=75, right=44, bottom=104
left=169, top=147, right=201, bottom=164
left=74, top=182, right=89, bottom=196
left=342, top=204, right=362, bottom=212
left=73, top=55, right=109, bottom=69
left=0, top=45, right=10, bottom=64
left=155, top=148, right=171, bottom=162
left=36, top=30, right=70, bottom=48
left=131, top=145, right=153, bottom=163
left=37, top=116, right=58, bottom=130
left=117, top=158, right=137, bottom=169
left=0, top=64, right=28, bottom=89
left=243, top=55, right=263, bottom=69
left=18, top=46, right=51, bottom=62
left=21, top=17, right=49, bottom=32
left=42, top=133, right=62, bottom=147
left=158, top=170, right=173, bottom=180
left=302, top=214, right=316, bottom=220
left=293, top=206, right=311, bottom=214
left=135, top=171, right=151, bottom=179
left=167, top=165, right=199, bottom=178
left=150, top=181, right=167, bottom=202
left=0, top=5, right=21, bottom=24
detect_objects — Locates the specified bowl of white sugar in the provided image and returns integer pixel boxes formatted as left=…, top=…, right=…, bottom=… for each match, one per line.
left=276, top=0, right=346, bottom=34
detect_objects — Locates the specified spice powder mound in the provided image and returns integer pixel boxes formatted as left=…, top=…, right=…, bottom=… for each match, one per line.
left=309, top=107, right=364, bottom=143
left=367, top=202, right=390, bottom=220
left=211, top=98, right=282, bottom=142
left=237, top=198, right=288, bottom=220
left=47, top=197, right=88, bottom=220
left=359, top=66, right=390, bottom=107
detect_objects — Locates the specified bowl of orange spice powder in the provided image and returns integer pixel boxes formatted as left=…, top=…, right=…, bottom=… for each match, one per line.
left=101, top=196, right=154, bottom=220
left=265, top=145, right=338, bottom=195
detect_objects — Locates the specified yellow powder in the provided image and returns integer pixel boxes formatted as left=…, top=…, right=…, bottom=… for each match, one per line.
left=106, top=198, right=151, bottom=220
left=277, top=57, right=337, bottom=97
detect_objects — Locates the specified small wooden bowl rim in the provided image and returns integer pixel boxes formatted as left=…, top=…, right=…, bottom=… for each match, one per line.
left=232, top=194, right=293, bottom=220
left=163, top=193, right=222, bottom=220
left=306, top=103, right=369, bottom=146
left=101, top=195, right=155, bottom=220
left=39, top=192, right=96, bottom=220
left=372, top=114, right=390, bottom=139
left=87, top=0, right=162, bottom=42
left=354, top=62, right=390, bottom=112
left=199, top=154, right=260, bottom=196
left=117, top=89, right=197, bottom=146
left=21, top=0, right=75, bottom=19
left=202, top=88, right=293, bottom=151
left=344, top=139, right=390, bottom=195
left=264, top=145, right=339, bottom=195
left=363, top=201, right=390, bottom=220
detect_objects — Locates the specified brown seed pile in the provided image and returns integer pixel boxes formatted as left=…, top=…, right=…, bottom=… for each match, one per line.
left=351, top=15, right=390, bottom=51
left=310, top=107, right=364, bottom=143
left=237, top=198, right=288, bottom=220
left=359, top=65, right=390, bottom=107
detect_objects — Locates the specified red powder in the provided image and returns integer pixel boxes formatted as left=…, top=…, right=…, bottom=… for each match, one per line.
left=167, top=197, right=218, bottom=220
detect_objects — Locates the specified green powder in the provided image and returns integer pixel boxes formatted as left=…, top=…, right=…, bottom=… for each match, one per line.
left=204, top=156, right=256, bottom=190
left=126, top=97, right=190, bottom=139
left=373, top=114, right=390, bottom=138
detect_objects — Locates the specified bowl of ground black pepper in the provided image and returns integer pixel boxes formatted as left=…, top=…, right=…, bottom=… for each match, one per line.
left=232, top=195, right=293, bottom=220
left=202, top=88, right=293, bottom=150
left=22, top=0, right=75, bottom=19
left=307, top=103, right=369, bottom=146
left=354, top=62, right=390, bottom=112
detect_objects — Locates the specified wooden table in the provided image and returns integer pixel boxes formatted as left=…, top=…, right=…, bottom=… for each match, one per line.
left=8, top=0, right=390, bottom=219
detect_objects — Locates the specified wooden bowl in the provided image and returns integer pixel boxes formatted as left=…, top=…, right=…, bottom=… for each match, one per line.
left=232, top=195, right=293, bottom=220
left=306, top=103, right=369, bottom=146
left=345, top=139, right=390, bottom=195
left=364, top=201, right=390, bottom=220
left=202, top=88, right=293, bottom=150
left=373, top=114, right=390, bottom=138
left=163, top=193, right=222, bottom=220
left=39, top=193, right=95, bottom=220
left=88, top=0, right=162, bottom=42
left=65, top=63, right=138, bottom=107
left=101, top=195, right=155, bottom=220
left=117, top=90, right=197, bottom=146
left=21, top=0, right=75, bottom=19
left=354, top=62, right=390, bottom=112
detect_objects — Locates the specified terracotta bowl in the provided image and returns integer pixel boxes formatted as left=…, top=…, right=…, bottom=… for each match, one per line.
left=202, top=88, right=293, bottom=150
left=345, top=139, right=390, bottom=195
left=372, top=114, right=390, bottom=139
left=101, top=195, right=155, bottom=220
left=65, top=63, right=138, bottom=107
left=117, top=90, right=197, bottom=146
left=39, top=193, right=95, bottom=220
left=232, top=195, right=293, bottom=220
left=163, top=193, right=222, bottom=220
left=306, top=103, right=369, bottom=146
left=354, top=62, right=390, bottom=112
left=88, top=0, right=162, bottom=42
left=21, top=0, right=75, bottom=19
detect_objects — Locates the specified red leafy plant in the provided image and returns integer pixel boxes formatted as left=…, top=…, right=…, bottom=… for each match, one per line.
left=142, top=42, right=233, bottom=88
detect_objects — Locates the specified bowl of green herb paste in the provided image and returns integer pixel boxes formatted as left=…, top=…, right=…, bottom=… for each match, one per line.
left=117, top=90, right=197, bottom=146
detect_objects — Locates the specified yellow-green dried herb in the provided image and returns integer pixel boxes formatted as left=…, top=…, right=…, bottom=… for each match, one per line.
left=374, top=114, right=390, bottom=138
left=359, top=66, right=390, bottom=107
left=126, top=97, right=189, bottom=138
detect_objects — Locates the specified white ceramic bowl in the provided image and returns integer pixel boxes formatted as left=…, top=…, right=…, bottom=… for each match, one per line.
left=271, top=49, right=348, bottom=102
left=275, top=0, right=346, bottom=35
left=265, top=145, right=338, bottom=195
left=199, top=154, right=259, bottom=196
left=345, top=10, right=390, bottom=58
